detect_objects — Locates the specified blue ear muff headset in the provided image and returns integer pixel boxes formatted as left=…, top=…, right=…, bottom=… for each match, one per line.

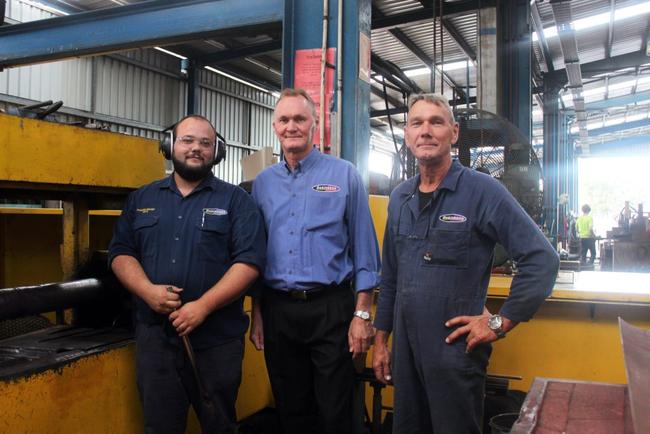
left=159, top=123, right=227, bottom=166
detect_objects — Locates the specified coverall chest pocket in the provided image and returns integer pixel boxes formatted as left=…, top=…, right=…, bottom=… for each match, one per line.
left=423, top=229, right=470, bottom=268
left=133, top=215, right=159, bottom=257
left=197, top=215, right=230, bottom=262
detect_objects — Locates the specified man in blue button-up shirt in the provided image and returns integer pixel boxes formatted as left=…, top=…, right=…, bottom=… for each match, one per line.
left=372, top=94, right=559, bottom=434
left=250, top=88, right=381, bottom=434
left=108, top=115, right=266, bottom=434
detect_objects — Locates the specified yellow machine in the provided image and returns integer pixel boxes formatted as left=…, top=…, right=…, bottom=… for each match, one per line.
left=2, top=113, right=650, bottom=432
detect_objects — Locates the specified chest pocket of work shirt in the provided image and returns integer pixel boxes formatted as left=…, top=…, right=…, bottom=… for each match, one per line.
left=197, top=214, right=230, bottom=265
left=304, top=188, right=347, bottom=240
left=133, top=214, right=159, bottom=264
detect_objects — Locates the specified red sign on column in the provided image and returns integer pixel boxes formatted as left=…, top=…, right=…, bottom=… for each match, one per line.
left=294, top=48, right=336, bottom=152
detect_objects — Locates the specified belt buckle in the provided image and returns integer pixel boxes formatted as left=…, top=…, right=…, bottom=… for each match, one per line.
left=289, top=290, right=308, bottom=301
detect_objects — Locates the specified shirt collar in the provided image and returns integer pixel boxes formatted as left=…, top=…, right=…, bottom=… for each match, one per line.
left=283, top=146, right=320, bottom=175
left=398, top=158, right=464, bottom=198
left=159, top=172, right=216, bottom=194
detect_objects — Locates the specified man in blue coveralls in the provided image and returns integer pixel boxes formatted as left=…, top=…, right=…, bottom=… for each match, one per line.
left=372, top=94, right=559, bottom=434
left=108, top=114, right=266, bottom=434
left=249, top=88, right=381, bottom=434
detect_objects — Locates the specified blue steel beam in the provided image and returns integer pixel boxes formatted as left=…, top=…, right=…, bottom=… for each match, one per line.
left=573, top=118, right=650, bottom=137
left=0, top=0, right=283, bottom=69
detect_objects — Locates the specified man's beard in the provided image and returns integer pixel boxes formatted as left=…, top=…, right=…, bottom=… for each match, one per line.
left=172, top=154, right=213, bottom=182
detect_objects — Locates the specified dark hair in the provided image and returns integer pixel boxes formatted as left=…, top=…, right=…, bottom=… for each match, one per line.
left=172, top=114, right=217, bottom=138
left=582, top=204, right=591, bottom=214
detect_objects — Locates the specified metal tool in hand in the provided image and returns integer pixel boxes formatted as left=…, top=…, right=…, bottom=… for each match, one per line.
left=166, top=287, right=211, bottom=403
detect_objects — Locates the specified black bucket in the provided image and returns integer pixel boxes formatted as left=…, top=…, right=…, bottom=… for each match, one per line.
left=489, top=412, right=519, bottom=434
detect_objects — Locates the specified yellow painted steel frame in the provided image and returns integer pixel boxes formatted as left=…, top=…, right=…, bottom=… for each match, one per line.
left=0, top=345, right=141, bottom=434
left=368, top=195, right=388, bottom=251
left=0, top=113, right=163, bottom=189
left=0, top=208, right=274, bottom=433
left=486, top=273, right=650, bottom=392
left=0, top=326, right=273, bottom=434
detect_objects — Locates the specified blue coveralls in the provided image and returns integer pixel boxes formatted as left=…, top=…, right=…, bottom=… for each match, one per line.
left=374, top=160, right=559, bottom=434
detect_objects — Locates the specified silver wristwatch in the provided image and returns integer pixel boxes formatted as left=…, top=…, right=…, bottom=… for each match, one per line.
left=353, top=310, right=371, bottom=321
left=487, top=314, right=506, bottom=339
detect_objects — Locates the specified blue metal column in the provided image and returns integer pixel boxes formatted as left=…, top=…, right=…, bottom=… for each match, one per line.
left=543, top=79, right=562, bottom=239
left=282, top=0, right=371, bottom=178
left=498, top=0, right=531, bottom=141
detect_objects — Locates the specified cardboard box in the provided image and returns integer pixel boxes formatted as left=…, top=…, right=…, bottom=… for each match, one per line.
left=241, top=146, right=277, bottom=181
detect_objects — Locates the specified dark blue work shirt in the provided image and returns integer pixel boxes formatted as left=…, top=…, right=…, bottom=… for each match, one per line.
left=108, top=173, right=266, bottom=349
left=374, top=159, right=559, bottom=331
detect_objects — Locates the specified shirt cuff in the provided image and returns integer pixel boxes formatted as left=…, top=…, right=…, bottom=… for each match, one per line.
left=353, top=270, right=380, bottom=292
left=107, top=249, right=138, bottom=268
left=231, top=254, right=265, bottom=275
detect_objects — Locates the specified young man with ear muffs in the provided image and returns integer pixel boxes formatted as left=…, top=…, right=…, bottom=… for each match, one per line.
left=108, top=114, right=266, bottom=434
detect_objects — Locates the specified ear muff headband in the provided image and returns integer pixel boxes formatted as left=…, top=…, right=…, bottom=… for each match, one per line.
left=159, top=125, right=227, bottom=166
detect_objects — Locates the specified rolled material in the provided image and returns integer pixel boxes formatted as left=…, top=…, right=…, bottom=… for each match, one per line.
left=0, top=278, right=107, bottom=320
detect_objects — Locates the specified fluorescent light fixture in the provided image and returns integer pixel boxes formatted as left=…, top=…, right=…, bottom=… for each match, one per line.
left=626, top=112, right=649, bottom=123
left=561, top=76, right=650, bottom=104
left=154, top=47, right=187, bottom=60
left=604, top=117, right=625, bottom=127
left=404, top=60, right=474, bottom=78
left=440, top=60, right=474, bottom=72
left=404, top=67, right=431, bottom=78
left=533, top=2, right=650, bottom=41
left=204, top=66, right=272, bottom=94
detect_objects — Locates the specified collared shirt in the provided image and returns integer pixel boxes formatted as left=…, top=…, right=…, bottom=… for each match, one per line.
left=108, top=173, right=266, bottom=349
left=374, top=159, right=559, bottom=331
left=252, top=148, right=380, bottom=292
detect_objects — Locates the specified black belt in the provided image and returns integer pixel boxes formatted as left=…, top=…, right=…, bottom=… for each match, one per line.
left=269, top=280, right=351, bottom=301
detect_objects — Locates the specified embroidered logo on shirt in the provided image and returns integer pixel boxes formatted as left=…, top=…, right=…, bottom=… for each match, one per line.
left=203, top=208, right=228, bottom=216
left=312, top=184, right=341, bottom=192
left=136, top=208, right=156, bottom=214
left=439, top=214, right=467, bottom=223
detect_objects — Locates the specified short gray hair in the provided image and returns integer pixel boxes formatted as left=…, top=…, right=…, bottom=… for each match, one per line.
left=275, top=88, right=317, bottom=120
left=408, top=93, right=455, bottom=123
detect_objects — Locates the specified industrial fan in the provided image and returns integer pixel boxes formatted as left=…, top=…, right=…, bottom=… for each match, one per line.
left=454, top=108, right=544, bottom=224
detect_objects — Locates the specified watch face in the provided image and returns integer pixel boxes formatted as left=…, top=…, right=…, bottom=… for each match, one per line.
left=488, top=315, right=502, bottom=330
left=355, top=311, right=370, bottom=320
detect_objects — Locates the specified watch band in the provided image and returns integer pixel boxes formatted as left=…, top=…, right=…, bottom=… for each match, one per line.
left=353, top=310, right=371, bottom=321
left=488, top=314, right=506, bottom=339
